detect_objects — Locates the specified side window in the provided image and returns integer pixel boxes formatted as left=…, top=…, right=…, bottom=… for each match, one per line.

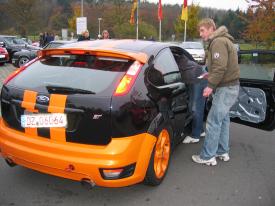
left=239, top=51, right=275, bottom=81
left=148, top=48, right=181, bottom=86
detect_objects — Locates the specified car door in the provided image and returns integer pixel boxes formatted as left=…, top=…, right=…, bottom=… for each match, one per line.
left=146, top=47, right=191, bottom=140
left=229, top=50, right=275, bottom=131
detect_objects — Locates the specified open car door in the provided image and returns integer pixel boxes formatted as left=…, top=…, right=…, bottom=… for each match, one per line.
left=229, top=50, right=275, bottom=131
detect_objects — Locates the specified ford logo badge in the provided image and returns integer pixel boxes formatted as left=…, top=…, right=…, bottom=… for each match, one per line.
left=36, top=95, right=49, bottom=103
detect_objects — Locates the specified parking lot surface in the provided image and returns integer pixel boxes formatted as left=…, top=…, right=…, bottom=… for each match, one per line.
left=0, top=64, right=274, bottom=206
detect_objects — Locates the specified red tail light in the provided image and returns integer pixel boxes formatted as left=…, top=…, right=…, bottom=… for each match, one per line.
left=3, top=57, right=39, bottom=85
left=114, top=61, right=143, bottom=96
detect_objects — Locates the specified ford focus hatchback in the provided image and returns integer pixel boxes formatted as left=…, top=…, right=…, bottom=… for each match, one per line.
left=0, top=40, right=274, bottom=187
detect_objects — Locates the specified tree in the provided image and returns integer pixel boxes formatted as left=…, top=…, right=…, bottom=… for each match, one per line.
left=243, top=0, right=275, bottom=48
left=3, top=0, right=40, bottom=36
left=68, top=4, right=81, bottom=32
left=174, top=4, right=200, bottom=41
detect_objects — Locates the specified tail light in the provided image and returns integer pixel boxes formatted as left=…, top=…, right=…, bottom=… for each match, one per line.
left=114, top=61, right=143, bottom=96
left=3, top=57, right=39, bottom=85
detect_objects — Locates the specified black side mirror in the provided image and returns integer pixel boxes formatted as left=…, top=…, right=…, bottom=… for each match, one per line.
left=273, top=71, right=275, bottom=82
left=0, top=42, right=5, bottom=47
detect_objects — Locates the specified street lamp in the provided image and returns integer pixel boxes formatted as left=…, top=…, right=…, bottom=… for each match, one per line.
left=98, top=18, right=102, bottom=38
left=81, top=0, right=83, bottom=17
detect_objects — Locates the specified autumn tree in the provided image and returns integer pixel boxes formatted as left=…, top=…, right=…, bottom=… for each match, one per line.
left=3, top=0, right=40, bottom=36
left=243, top=0, right=275, bottom=48
left=174, top=4, right=200, bottom=41
left=68, top=4, right=81, bottom=32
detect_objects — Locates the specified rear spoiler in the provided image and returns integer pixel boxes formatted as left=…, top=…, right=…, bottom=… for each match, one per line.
left=38, top=48, right=148, bottom=64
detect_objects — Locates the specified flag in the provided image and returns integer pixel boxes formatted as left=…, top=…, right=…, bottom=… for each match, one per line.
left=181, top=0, right=188, bottom=21
left=130, top=0, right=138, bottom=25
left=158, top=0, right=163, bottom=21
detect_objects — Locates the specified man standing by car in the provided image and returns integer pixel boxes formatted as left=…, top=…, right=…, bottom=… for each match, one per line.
left=192, top=18, right=240, bottom=166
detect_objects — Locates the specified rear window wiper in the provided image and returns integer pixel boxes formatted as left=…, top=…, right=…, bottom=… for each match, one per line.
left=46, top=85, right=96, bottom=94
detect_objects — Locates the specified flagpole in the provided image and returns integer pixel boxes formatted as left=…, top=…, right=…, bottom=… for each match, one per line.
left=159, top=20, right=162, bottom=41
left=184, top=20, right=187, bottom=42
left=136, top=0, right=139, bottom=40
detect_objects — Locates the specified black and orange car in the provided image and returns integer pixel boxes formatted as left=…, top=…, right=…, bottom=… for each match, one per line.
left=0, top=40, right=274, bottom=188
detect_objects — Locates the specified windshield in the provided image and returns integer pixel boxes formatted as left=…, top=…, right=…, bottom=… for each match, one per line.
left=4, top=37, right=27, bottom=45
left=9, top=54, right=134, bottom=94
left=182, top=42, right=203, bottom=49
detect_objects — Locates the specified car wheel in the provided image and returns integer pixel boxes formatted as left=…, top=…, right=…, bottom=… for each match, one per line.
left=144, top=124, right=173, bottom=186
left=18, top=56, right=30, bottom=67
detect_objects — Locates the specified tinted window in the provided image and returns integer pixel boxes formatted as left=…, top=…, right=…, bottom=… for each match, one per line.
left=239, top=51, right=275, bottom=81
left=44, top=43, right=63, bottom=49
left=148, top=48, right=181, bottom=85
left=10, top=55, right=133, bottom=94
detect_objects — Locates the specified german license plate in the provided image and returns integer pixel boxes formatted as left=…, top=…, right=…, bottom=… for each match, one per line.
left=0, top=55, right=5, bottom=58
left=21, top=113, right=67, bottom=128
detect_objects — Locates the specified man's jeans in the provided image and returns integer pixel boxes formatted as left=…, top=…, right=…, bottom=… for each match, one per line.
left=200, top=85, right=239, bottom=160
left=189, top=79, right=207, bottom=139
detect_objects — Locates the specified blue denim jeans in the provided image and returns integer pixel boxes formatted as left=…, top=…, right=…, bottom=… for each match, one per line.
left=188, top=79, right=207, bottom=139
left=200, top=85, right=240, bottom=160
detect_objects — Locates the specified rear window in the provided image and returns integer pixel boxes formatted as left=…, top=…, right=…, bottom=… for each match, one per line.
left=10, top=54, right=133, bottom=94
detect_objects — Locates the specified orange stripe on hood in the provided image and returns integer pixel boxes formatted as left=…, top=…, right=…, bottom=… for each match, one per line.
left=21, top=90, right=38, bottom=136
left=48, top=94, right=67, bottom=142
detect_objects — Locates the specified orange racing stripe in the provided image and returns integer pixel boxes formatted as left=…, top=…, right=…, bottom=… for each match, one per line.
left=21, top=90, right=38, bottom=136
left=48, top=94, right=67, bottom=142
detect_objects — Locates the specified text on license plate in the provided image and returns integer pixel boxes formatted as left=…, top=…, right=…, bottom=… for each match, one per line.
left=21, top=113, right=67, bottom=128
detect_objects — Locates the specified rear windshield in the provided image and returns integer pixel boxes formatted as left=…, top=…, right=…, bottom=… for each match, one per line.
left=10, top=54, right=133, bottom=94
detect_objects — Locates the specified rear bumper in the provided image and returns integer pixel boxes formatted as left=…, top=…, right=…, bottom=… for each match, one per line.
left=0, top=119, right=156, bottom=187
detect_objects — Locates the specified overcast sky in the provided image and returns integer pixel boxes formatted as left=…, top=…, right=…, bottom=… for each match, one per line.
left=147, top=0, right=250, bottom=11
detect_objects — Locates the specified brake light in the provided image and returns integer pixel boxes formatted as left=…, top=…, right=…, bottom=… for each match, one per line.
left=3, top=57, right=38, bottom=85
left=114, top=61, right=143, bottom=96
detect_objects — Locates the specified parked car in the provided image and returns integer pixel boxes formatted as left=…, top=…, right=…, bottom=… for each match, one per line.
left=181, top=41, right=206, bottom=64
left=0, top=35, right=40, bottom=60
left=0, top=40, right=274, bottom=188
left=0, top=45, right=9, bottom=65
left=12, top=40, right=76, bottom=67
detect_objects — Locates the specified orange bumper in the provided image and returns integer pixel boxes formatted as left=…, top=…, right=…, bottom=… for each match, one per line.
left=0, top=119, right=156, bottom=187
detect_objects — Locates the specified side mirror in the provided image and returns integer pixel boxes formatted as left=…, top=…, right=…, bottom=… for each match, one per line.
left=0, top=42, right=5, bottom=47
left=273, top=71, right=275, bottom=82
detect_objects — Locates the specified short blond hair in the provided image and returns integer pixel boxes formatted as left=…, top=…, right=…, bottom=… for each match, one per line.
left=198, top=18, right=216, bottom=30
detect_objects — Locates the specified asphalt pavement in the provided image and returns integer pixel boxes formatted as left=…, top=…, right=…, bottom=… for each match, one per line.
left=0, top=64, right=274, bottom=206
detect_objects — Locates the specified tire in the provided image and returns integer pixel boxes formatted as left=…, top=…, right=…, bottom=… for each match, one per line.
left=18, top=56, right=30, bottom=67
left=144, top=124, right=173, bottom=186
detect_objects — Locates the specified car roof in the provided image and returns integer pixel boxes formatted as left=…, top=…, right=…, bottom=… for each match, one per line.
left=0, top=35, right=17, bottom=38
left=49, top=40, right=77, bottom=44
left=46, top=39, right=176, bottom=63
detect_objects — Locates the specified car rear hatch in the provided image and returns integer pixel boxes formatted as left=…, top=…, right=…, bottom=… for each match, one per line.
left=1, top=51, right=136, bottom=145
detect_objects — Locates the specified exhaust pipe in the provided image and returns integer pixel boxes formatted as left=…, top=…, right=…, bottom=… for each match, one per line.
left=81, top=178, right=96, bottom=190
left=5, top=158, right=17, bottom=167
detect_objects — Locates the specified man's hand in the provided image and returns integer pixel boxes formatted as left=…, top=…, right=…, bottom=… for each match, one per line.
left=203, top=87, right=213, bottom=97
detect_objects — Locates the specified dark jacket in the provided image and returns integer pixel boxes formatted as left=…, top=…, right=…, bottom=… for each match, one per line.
left=177, top=54, right=204, bottom=84
left=207, top=26, right=240, bottom=89
left=78, top=35, right=90, bottom=41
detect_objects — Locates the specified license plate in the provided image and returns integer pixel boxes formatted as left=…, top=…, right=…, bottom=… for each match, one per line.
left=21, top=113, right=67, bottom=128
left=0, top=55, right=5, bottom=58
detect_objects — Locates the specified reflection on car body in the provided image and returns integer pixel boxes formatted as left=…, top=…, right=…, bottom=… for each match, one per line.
left=0, top=40, right=274, bottom=188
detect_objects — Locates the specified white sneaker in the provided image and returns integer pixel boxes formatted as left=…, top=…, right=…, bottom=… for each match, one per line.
left=217, top=153, right=230, bottom=162
left=200, top=132, right=206, bottom=137
left=182, top=136, right=200, bottom=144
left=192, top=155, right=217, bottom=166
